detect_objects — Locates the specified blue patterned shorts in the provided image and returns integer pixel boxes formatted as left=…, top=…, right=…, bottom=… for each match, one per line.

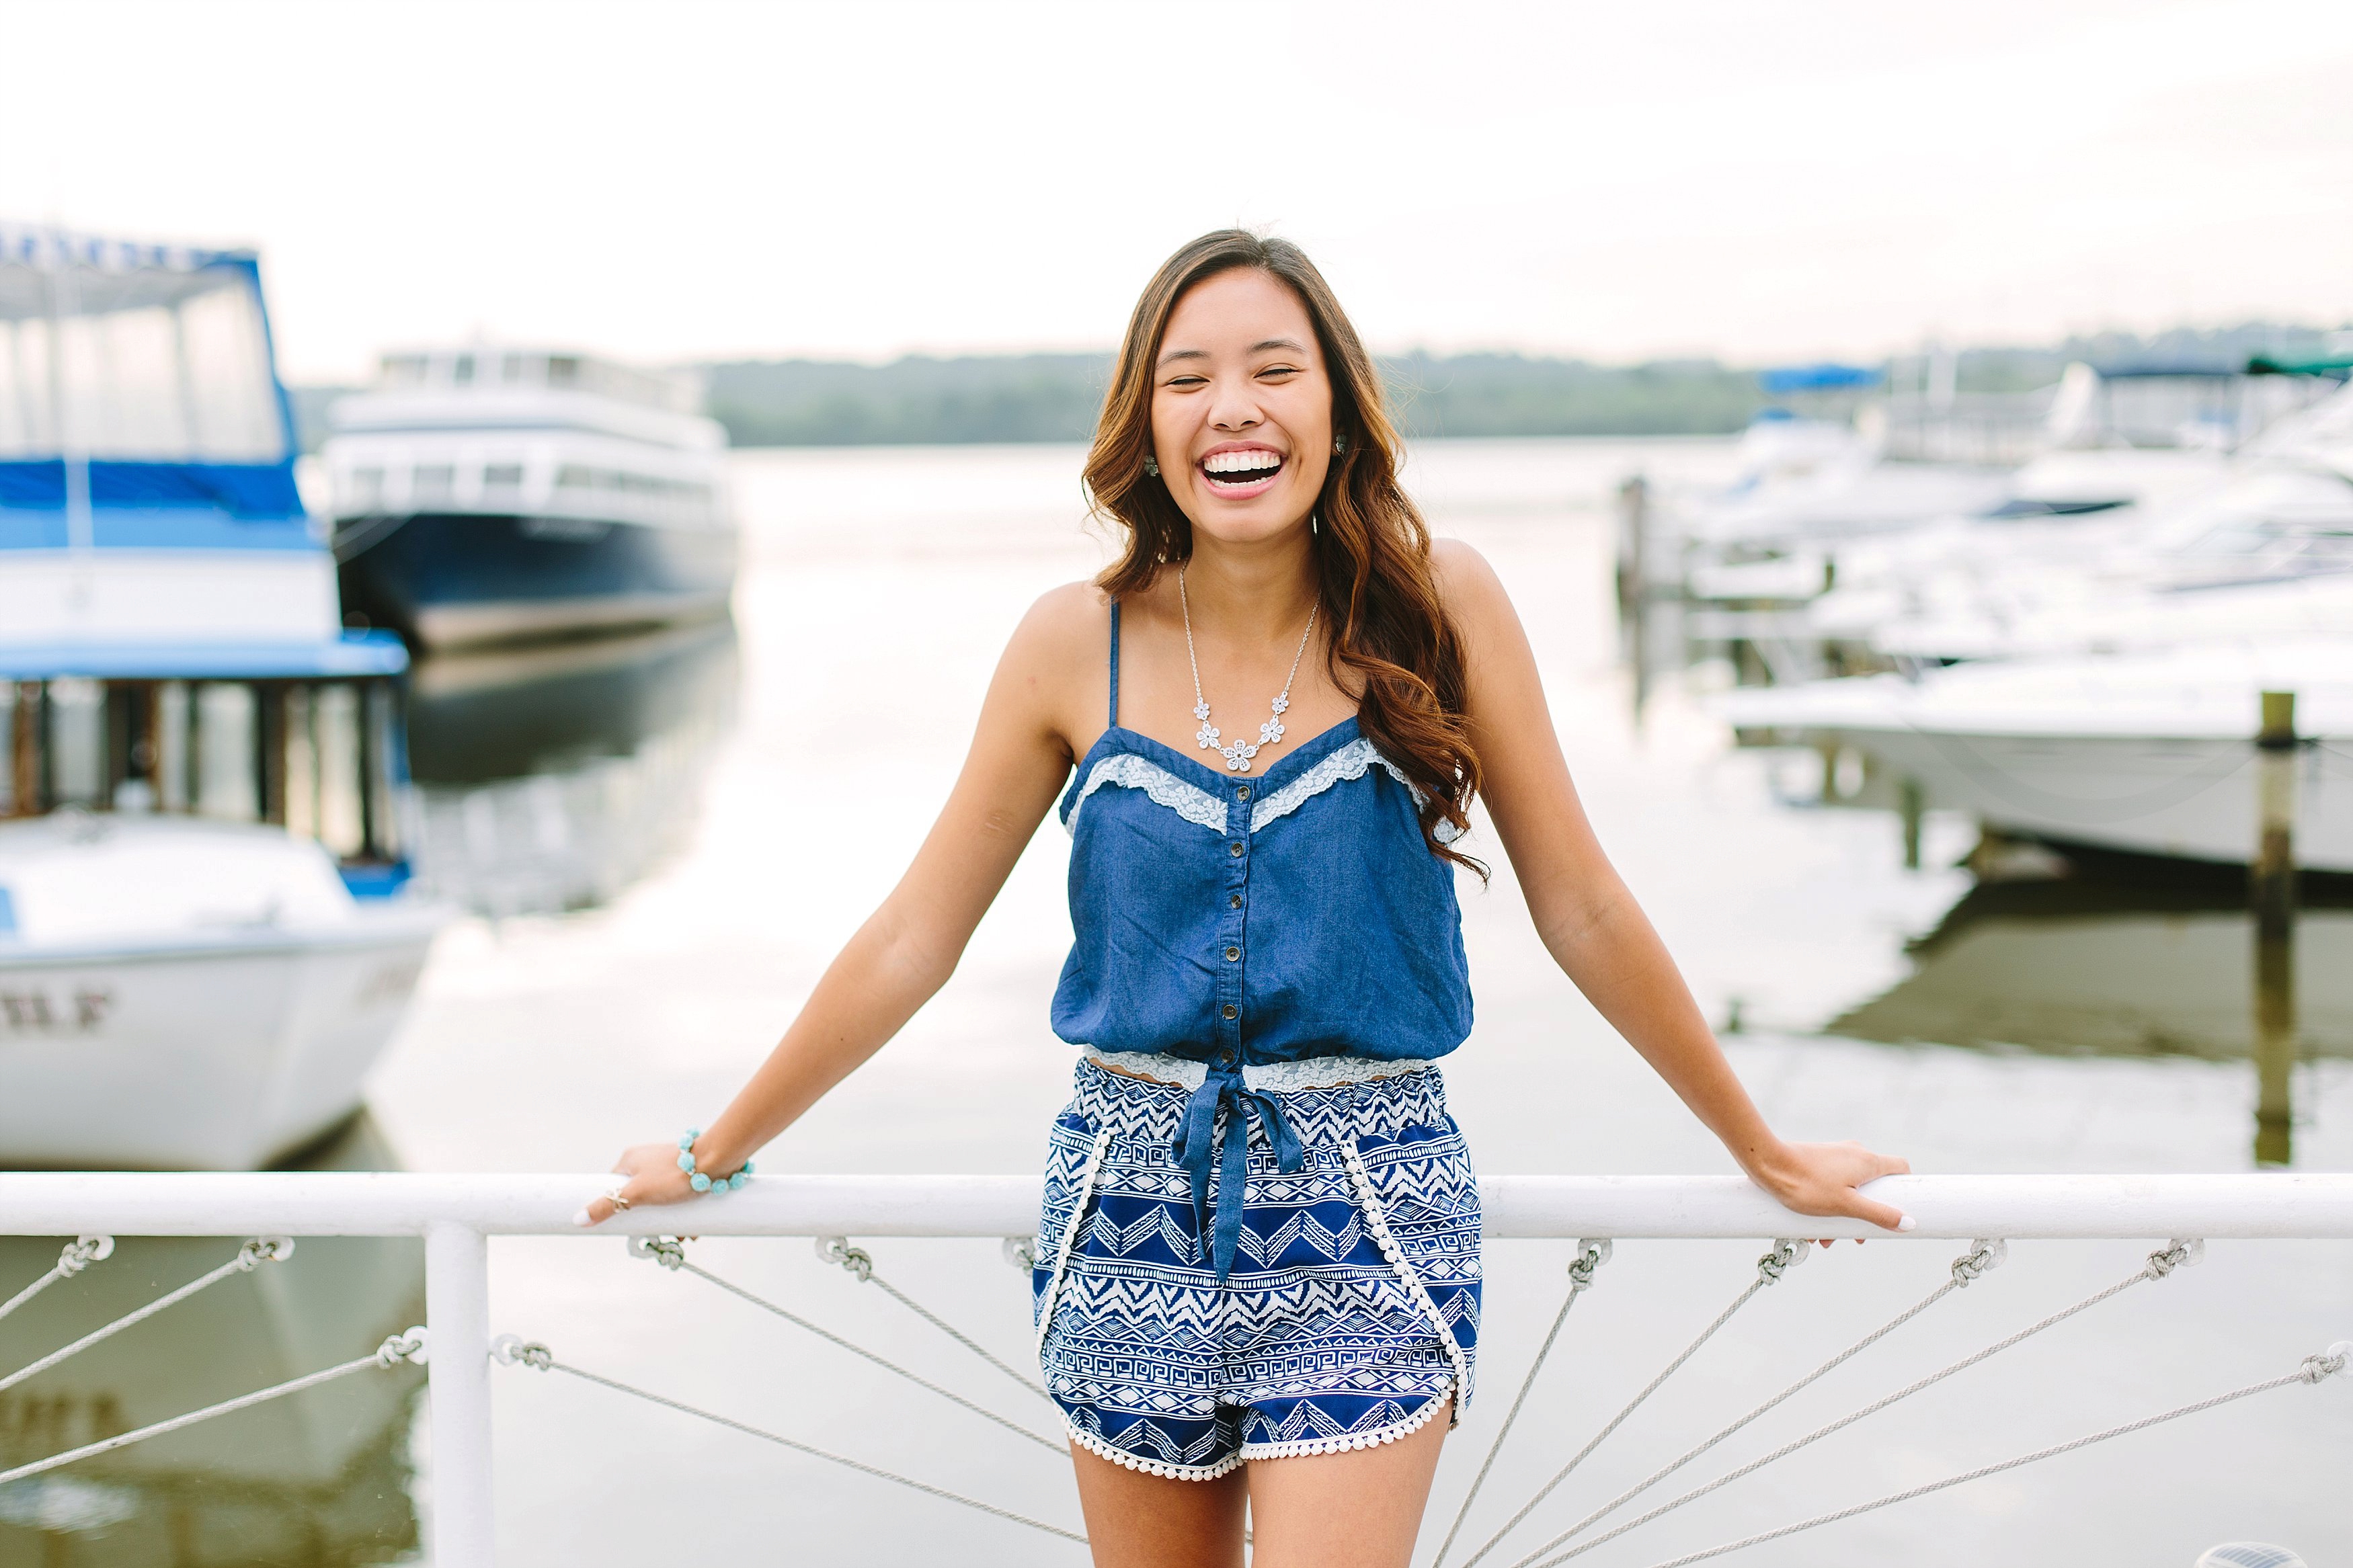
left=1031, top=1057, right=1482, bottom=1480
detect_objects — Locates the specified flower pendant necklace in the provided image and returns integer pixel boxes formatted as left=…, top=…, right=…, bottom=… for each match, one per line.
left=1179, top=567, right=1318, bottom=774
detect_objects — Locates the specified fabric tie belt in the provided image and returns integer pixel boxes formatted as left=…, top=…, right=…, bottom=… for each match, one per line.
left=1172, top=1065, right=1305, bottom=1282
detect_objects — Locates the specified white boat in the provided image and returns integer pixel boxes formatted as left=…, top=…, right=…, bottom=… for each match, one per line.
left=0, top=814, right=440, bottom=1169
left=1862, top=383, right=2353, bottom=663
left=1718, top=639, right=2353, bottom=872
left=325, top=347, right=738, bottom=650
left=1678, top=404, right=2011, bottom=550
left=1677, top=365, right=2344, bottom=684
left=0, top=224, right=444, bottom=1169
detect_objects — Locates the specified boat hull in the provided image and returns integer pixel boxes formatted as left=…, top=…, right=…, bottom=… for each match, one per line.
left=1813, top=728, right=2353, bottom=872
left=337, top=511, right=736, bottom=651
left=0, top=917, right=440, bottom=1171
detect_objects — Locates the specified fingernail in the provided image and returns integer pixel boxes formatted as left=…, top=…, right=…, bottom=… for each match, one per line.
left=1897, top=1214, right=1917, bottom=1232
left=571, top=1208, right=594, bottom=1228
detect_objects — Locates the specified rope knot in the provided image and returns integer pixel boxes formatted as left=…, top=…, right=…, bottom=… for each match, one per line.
left=492, top=1334, right=555, bottom=1372
left=236, top=1237, right=295, bottom=1272
left=2144, top=1238, right=2204, bottom=1278
left=1756, top=1239, right=1809, bottom=1283
left=56, top=1235, right=113, bottom=1278
left=376, top=1327, right=429, bottom=1368
left=2300, top=1343, right=2350, bottom=1383
left=627, top=1235, right=688, bottom=1271
left=1002, top=1236, right=1039, bottom=1272
left=1567, top=1239, right=1612, bottom=1290
left=817, top=1237, right=875, bottom=1281
left=1950, top=1238, right=2007, bottom=1288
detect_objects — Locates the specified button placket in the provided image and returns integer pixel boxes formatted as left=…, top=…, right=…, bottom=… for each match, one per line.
left=1216, top=781, right=1252, bottom=1061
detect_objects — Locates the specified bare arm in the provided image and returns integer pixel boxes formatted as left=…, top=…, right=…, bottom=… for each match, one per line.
left=1434, top=541, right=1911, bottom=1230
left=582, top=586, right=1096, bottom=1223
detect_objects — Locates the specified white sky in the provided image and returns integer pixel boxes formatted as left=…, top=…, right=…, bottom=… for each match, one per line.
left=2, top=0, right=2347, bottom=382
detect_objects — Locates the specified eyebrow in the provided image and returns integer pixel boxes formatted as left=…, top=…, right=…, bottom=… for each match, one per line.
left=1156, top=337, right=1311, bottom=370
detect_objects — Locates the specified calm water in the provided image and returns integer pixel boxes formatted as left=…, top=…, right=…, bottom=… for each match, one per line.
left=8, top=439, right=2350, bottom=1565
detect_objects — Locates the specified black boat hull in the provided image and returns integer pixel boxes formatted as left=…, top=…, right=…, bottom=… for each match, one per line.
left=337, top=511, right=736, bottom=650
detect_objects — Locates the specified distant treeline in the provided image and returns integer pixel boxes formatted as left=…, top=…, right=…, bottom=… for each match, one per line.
left=286, top=323, right=2345, bottom=452
left=697, top=324, right=2344, bottom=448
left=699, top=352, right=1771, bottom=447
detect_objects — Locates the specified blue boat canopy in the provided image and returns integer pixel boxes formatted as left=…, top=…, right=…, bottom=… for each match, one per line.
left=1757, top=362, right=1884, bottom=394
left=0, top=224, right=303, bottom=539
left=0, top=629, right=408, bottom=681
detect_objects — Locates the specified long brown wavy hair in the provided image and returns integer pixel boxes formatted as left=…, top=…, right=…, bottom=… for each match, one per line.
left=1084, top=231, right=1482, bottom=870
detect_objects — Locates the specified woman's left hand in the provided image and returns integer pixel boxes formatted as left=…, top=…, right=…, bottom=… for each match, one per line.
left=573, top=1141, right=703, bottom=1227
left=1747, top=1139, right=1913, bottom=1234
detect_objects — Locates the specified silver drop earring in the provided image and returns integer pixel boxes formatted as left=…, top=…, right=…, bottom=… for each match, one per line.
left=1311, top=513, right=1319, bottom=535
left=1332, top=434, right=1347, bottom=454
left=1144, top=456, right=1159, bottom=477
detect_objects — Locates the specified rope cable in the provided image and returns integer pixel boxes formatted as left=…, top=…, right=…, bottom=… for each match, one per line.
left=1432, top=1240, right=1611, bottom=1568
left=1458, top=1240, right=1810, bottom=1568
left=814, top=1237, right=1051, bottom=1403
left=497, top=1339, right=1088, bottom=1547
left=1515, top=1241, right=2204, bottom=1568
left=0, top=1330, right=424, bottom=1487
left=0, top=1237, right=290, bottom=1397
left=1497, top=1240, right=2004, bottom=1568
left=627, top=1237, right=1061, bottom=1452
left=1623, top=1344, right=2348, bottom=1568
left=0, top=1237, right=112, bottom=1327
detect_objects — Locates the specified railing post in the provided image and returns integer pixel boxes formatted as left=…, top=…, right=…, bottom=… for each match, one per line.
left=426, top=1221, right=496, bottom=1567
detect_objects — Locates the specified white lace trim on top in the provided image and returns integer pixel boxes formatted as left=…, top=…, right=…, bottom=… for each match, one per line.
left=1247, top=736, right=1464, bottom=842
left=1064, top=736, right=1462, bottom=843
left=1083, top=1046, right=1440, bottom=1094
left=1062, top=753, right=1228, bottom=837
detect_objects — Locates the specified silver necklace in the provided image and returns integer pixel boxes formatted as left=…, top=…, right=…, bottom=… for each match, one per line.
left=1179, top=568, right=1318, bottom=774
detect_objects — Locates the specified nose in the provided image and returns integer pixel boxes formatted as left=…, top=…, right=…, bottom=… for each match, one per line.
left=1207, top=376, right=1263, bottom=434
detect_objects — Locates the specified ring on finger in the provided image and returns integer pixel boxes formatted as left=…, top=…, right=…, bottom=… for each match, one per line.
left=609, top=1192, right=633, bottom=1211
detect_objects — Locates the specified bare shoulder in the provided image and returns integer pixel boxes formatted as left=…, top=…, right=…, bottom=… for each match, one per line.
left=994, top=579, right=1111, bottom=751
left=1429, top=536, right=1521, bottom=637
left=1010, top=578, right=1111, bottom=655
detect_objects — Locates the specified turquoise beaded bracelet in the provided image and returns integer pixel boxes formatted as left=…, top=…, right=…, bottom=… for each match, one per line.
left=676, top=1129, right=754, bottom=1194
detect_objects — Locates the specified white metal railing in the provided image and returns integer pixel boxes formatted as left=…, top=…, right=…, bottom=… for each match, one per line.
left=1, top=1170, right=2348, bottom=1567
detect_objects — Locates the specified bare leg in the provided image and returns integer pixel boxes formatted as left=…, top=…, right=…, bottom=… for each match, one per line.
left=1072, top=1442, right=1249, bottom=1568
left=1245, top=1399, right=1451, bottom=1568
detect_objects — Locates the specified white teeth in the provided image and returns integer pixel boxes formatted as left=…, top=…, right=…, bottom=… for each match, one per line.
left=1203, top=450, right=1281, bottom=477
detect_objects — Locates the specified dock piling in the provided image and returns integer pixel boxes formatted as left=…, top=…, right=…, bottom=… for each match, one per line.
left=2251, top=691, right=2298, bottom=1167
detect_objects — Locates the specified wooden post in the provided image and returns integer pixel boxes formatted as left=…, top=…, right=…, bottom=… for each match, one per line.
left=1616, top=474, right=1650, bottom=713
left=1900, top=778, right=1925, bottom=870
left=7, top=684, right=38, bottom=817
left=2251, top=690, right=2297, bottom=1167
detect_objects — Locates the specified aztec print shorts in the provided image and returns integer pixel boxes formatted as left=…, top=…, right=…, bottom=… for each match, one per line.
left=1030, top=1056, right=1482, bottom=1480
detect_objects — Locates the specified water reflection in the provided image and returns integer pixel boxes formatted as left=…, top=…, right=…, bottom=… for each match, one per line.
left=0, top=1118, right=424, bottom=1566
left=1829, top=845, right=2351, bottom=1162
left=405, top=619, right=740, bottom=917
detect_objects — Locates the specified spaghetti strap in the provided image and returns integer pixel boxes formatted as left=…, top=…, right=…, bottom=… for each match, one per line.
left=1107, top=600, right=1121, bottom=728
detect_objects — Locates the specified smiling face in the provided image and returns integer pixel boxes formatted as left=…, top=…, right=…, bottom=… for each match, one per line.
left=1150, top=267, right=1334, bottom=548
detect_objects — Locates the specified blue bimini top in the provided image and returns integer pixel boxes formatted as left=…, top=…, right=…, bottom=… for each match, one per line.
left=1052, top=600, right=1472, bottom=1068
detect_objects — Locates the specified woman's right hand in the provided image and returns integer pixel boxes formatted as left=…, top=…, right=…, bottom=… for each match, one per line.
left=573, top=1142, right=703, bottom=1227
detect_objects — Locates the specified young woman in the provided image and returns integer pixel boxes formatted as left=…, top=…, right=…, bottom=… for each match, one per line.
left=584, top=231, right=1910, bottom=1568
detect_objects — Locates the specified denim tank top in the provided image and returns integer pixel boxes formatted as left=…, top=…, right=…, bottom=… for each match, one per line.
left=1051, top=602, right=1473, bottom=1071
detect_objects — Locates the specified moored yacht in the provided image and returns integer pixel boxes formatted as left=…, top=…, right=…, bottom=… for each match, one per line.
left=325, top=347, right=737, bottom=650
left=0, top=224, right=443, bottom=1170
left=1718, top=638, right=2353, bottom=872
